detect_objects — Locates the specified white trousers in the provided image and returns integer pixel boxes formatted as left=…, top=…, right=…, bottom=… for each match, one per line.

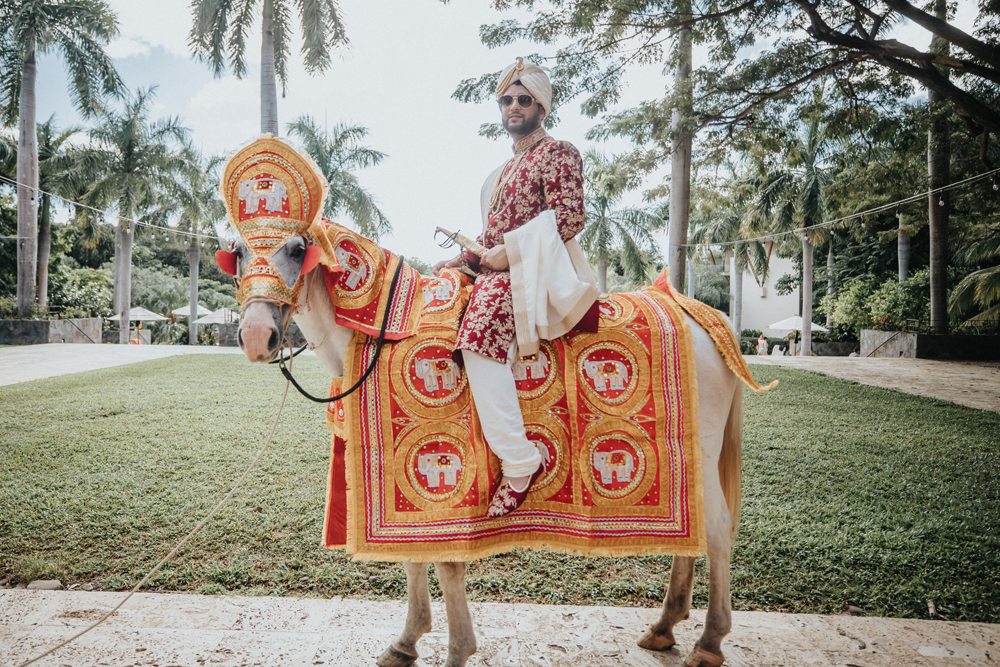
left=463, top=349, right=542, bottom=477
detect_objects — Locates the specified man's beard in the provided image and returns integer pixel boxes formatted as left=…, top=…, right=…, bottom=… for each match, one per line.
left=504, top=109, right=542, bottom=136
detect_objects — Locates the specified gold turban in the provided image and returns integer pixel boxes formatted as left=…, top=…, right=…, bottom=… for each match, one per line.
left=496, top=57, right=552, bottom=116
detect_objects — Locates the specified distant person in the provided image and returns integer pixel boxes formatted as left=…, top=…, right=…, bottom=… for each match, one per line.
left=756, top=333, right=768, bottom=355
left=849, top=348, right=860, bottom=358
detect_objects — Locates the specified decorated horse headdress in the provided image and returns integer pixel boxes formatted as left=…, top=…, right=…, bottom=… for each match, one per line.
left=216, top=137, right=328, bottom=307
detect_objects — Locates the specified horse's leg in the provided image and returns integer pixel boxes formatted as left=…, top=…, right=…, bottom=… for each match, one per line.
left=683, top=462, right=734, bottom=667
left=377, top=562, right=433, bottom=667
left=640, top=317, right=738, bottom=667
left=433, top=561, right=477, bottom=667
left=683, top=381, right=740, bottom=667
left=637, top=555, right=695, bottom=650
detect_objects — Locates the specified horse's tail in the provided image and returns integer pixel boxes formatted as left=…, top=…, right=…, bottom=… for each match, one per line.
left=719, top=384, right=743, bottom=537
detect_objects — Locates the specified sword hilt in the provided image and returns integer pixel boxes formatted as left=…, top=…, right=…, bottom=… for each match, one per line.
left=435, top=226, right=487, bottom=257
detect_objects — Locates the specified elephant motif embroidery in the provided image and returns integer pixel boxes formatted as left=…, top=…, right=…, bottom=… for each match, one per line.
left=417, top=452, right=462, bottom=488
left=238, top=176, right=288, bottom=214
left=512, top=350, right=550, bottom=382
left=582, top=358, right=629, bottom=392
left=414, top=358, right=460, bottom=393
left=334, top=246, right=369, bottom=290
left=421, top=279, right=454, bottom=303
left=592, top=450, right=635, bottom=485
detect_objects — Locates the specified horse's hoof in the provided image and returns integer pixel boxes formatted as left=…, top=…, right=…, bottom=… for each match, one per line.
left=637, top=624, right=676, bottom=651
left=376, top=645, right=419, bottom=667
left=683, top=645, right=725, bottom=667
left=442, top=654, right=470, bottom=667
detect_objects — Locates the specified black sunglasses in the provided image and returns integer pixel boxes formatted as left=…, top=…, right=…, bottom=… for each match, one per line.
left=498, top=94, right=537, bottom=109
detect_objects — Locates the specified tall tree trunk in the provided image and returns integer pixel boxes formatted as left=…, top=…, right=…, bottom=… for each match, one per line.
left=37, top=193, right=51, bottom=311
left=666, top=2, right=692, bottom=292
left=260, top=0, right=279, bottom=136
left=927, top=0, right=950, bottom=334
left=597, top=257, right=607, bottom=293
left=113, top=223, right=122, bottom=320
left=687, top=256, right=696, bottom=298
left=800, top=235, right=813, bottom=356
left=16, top=49, right=38, bottom=317
left=732, top=255, right=743, bottom=335
left=188, top=240, right=200, bottom=345
left=898, top=212, right=910, bottom=282
left=118, top=204, right=134, bottom=345
left=826, top=241, right=835, bottom=326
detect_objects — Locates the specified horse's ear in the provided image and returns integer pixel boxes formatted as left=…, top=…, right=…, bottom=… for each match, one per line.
left=216, top=249, right=238, bottom=276
left=301, top=245, right=322, bottom=275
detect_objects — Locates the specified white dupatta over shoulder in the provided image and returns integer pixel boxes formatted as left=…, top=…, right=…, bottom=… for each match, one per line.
left=479, top=167, right=600, bottom=360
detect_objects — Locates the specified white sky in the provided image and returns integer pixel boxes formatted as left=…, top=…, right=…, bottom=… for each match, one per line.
left=33, top=0, right=978, bottom=264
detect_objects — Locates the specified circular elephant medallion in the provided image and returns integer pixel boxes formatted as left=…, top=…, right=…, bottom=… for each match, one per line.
left=420, top=273, right=460, bottom=313
left=402, top=339, right=468, bottom=408
left=577, top=340, right=639, bottom=406
left=330, top=237, right=379, bottom=303
left=586, top=432, right=647, bottom=501
left=512, top=341, right=558, bottom=402
left=405, top=436, right=470, bottom=504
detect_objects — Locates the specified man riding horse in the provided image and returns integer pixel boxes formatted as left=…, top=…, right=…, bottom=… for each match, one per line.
left=433, top=57, right=600, bottom=518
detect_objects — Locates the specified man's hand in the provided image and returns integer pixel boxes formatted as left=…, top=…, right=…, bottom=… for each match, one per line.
left=433, top=255, right=462, bottom=276
left=481, top=244, right=509, bottom=271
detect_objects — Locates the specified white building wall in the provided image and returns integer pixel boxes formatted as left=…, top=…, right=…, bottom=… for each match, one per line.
left=735, top=255, right=800, bottom=336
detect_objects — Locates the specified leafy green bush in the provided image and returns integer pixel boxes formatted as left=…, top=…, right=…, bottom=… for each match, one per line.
left=826, top=270, right=932, bottom=334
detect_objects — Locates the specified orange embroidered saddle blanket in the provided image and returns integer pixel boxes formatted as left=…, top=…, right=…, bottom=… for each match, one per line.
left=314, top=225, right=772, bottom=562
left=321, top=266, right=707, bottom=562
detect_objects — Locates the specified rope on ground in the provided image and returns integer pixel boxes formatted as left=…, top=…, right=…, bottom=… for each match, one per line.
left=14, top=377, right=292, bottom=667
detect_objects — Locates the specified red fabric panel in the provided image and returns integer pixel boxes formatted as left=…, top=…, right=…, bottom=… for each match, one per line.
left=572, top=300, right=600, bottom=333
left=324, top=435, right=348, bottom=548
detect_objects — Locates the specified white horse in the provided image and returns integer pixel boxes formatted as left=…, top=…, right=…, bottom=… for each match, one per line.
left=230, top=234, right=742, bottom=667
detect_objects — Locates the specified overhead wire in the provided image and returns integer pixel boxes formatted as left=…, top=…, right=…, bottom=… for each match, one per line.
left=682, top=166, right=1000, bottom=248
left=0, top=173, right=224, bottom=242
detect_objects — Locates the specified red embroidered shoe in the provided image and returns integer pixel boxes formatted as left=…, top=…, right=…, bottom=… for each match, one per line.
left=487, top=462, right=545, bottom=518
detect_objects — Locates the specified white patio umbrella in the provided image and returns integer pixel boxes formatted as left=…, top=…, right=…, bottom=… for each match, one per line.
left=194, top=307, right=239, bottom=324
left=766, top=315, right=829, bottom=333
left=107, top=306, right=168, bottom=321
left=171, top=303, right=213, bottom=317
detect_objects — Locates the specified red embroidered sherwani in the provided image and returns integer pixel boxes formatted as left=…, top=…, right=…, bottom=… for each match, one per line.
left=455, top=127, right=586, bottom=362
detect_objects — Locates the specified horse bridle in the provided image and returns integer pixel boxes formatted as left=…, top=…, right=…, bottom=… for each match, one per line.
left=270, top=255, right=406, bottom=403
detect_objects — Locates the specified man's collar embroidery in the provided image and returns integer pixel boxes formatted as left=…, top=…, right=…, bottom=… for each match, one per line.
left=513, top=127, right=549, bottom=154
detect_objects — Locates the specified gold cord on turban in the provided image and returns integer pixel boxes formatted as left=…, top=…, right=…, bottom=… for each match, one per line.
left=496, top=57, right=552, bottom=116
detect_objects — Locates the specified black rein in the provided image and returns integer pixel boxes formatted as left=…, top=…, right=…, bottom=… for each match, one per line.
left=276, top=255, right=405, bottom=403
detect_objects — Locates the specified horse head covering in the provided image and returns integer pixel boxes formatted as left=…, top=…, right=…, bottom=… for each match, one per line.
left=496, top=57, right=552, bottom=115
left=219, top=137, right=328, bottom=307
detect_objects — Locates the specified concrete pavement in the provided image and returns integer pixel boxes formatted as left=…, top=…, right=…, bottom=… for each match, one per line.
left=0, top=343, right=247, bottom=387
left=745, top=355, right=1000, bottom=412
left=3, top=590, right=997, bottom=666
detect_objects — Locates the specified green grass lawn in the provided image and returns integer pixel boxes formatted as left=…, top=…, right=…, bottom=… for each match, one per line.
left=1, top=356, right=997, bottom=622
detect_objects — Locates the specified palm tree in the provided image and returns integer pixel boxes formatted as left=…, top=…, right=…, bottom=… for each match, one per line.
left=578, top=150, right=662, bottom=293
left=30, top=117, right=82, bottom=310
left=189, top=0, right=348, bottom=136
left=287, top=114, right=391, bottom=239
left=949, top=228, right=1000, bottom=324
left=2, top=117, right=87, bottom=310
left=76, top=87, right=190, bottom=344
left=689, top=202, right=768, bottom=335
left=743, top=113, right=832, bottom=355
left=0, top=0, right=122, bottom=316
left=152, top=145, right=226, bottom=345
